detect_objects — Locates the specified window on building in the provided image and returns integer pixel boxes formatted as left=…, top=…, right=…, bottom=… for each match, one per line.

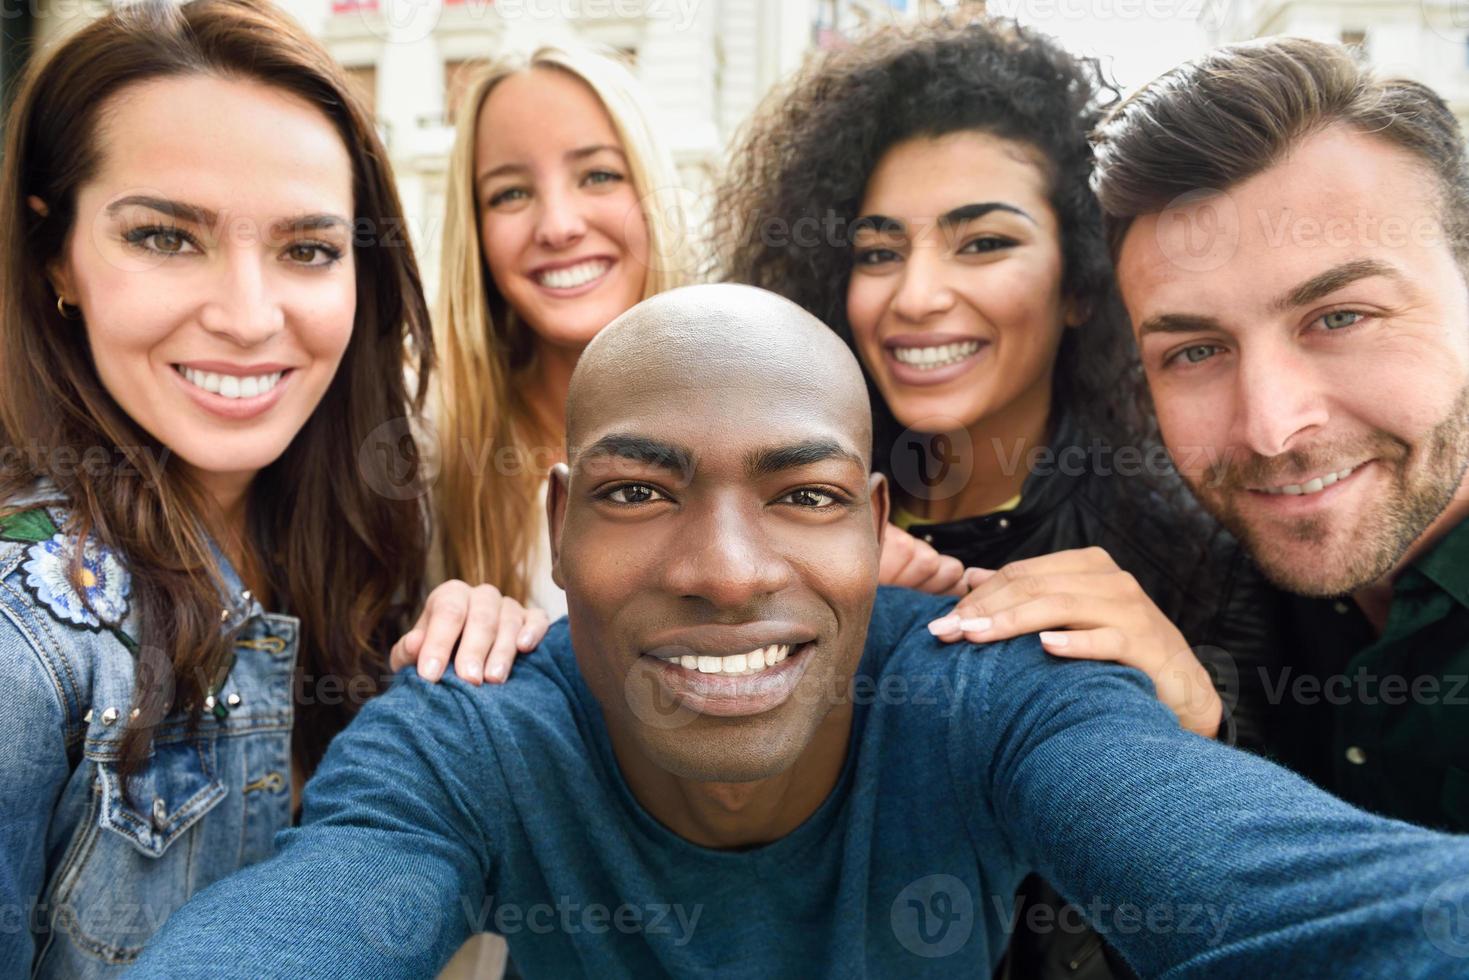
left=343, top=64, right=377, bottom=114
left=1340, top=28, right=1368, bottom=60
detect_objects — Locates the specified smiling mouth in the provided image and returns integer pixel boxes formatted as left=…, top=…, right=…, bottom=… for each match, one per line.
left=1253, top=462, right=1364, bottom=497
left=662, top=643, right=795, bottom=677
left=889, top=340, right=984, bottom=370
left=174, top=365, right=289, bottom=400
left=534, top=259, right=611, bottom=290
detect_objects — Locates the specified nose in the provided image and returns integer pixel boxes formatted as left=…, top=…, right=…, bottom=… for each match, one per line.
left=887, top=249, right=956, bottom=323
left=661, top=495, right=793, bottom=611
left=1229, top=341, right=1330, bottom=458
left=534, top=186, right=589, bottom=251
left=198, top=256, right=285, bottom=347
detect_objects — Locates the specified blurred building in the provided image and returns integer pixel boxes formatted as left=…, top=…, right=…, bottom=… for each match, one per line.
left=1211, top=0, right=1469, bottom=127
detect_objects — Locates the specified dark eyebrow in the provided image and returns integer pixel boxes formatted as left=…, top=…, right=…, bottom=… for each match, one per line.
left=1136, top=312, right=1226, bottom=338
left=105, top=196, right=349, bottom=238
left=937, top=202, right=1035, bottom=229
left=745, top=440, right=865, bottom=478
left=578, top=434, right=695, bottom=477
left=477, top=144, right=626, bottom=188
left=850, top=214, right=905, bottom=237
left=106, top=195, right=217, bottom=226
left=1271, top=258, right=1406, bottom=312
left=271, top=214, right=351, bottom=237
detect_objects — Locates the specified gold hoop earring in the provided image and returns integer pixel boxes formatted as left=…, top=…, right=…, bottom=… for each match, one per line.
left=56, top=295, right=81, bottom=320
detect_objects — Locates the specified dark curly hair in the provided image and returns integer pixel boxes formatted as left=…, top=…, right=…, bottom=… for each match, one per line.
left=712, top=16, right=1154, bottom=479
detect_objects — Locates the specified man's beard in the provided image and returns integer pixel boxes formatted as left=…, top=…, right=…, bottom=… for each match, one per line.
left=1183, top=386, right=1469, bottom=597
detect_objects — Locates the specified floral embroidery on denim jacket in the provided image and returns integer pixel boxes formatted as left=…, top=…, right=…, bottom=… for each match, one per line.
left=1, top=507, right=135, bottom=650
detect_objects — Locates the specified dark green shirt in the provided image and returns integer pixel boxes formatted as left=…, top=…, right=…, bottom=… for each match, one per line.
left=1277, top=515, right=1469, bottom=832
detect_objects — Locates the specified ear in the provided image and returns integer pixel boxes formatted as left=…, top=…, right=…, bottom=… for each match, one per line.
left=868, top=471, right=890, bottom=552
left=547, top=462, right=570, bottom=590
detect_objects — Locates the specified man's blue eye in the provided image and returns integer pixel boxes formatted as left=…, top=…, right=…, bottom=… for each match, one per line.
left=1321, top=311, right=1362, bottom=330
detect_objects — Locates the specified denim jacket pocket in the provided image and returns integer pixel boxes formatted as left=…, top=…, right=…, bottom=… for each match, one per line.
left=91, top=735, right=227, bottom=859
left=42, top=735, right=227, bottom=967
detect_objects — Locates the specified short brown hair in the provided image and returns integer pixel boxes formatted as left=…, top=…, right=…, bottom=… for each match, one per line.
left=1093, top=36, right=1469, bottom=262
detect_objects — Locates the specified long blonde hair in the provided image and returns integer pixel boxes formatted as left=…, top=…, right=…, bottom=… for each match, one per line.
left=433, top=44, right=691, bottom=596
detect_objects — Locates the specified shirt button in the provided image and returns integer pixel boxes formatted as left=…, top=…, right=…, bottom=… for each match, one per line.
left=1332, top=600, right=1351, bottom=614
left=1345, top=746, right=1367, bottom=765
left=997, top=518, right=1010, bottom=529
left=921, top=534, right=934, bottom=544
left=152, top=797, right=168, bottom=828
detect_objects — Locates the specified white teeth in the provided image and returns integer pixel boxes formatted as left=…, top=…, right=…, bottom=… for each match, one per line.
left=178, top=366, right=284, bottom=400
left=1263, top=464, right=1359, bottom=497
left=536, top=259, right=611, bottom=290
left=672, top=643, right=795, bottom=677
left=892, top=340, right=982, bottom=370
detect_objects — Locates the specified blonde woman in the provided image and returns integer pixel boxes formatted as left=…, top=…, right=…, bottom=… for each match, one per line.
left=390, top=44, right=693, bottom=689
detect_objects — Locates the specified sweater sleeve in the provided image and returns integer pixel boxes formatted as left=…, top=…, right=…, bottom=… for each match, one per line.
left=130, top=671, right=497, bottom=978
left=955, top=633, right=1469, bottom=979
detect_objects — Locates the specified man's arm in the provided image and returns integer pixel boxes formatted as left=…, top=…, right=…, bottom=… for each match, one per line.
left=963, top=635, right=1469, bottom=978
left=131, top=672, right=496, bottom=978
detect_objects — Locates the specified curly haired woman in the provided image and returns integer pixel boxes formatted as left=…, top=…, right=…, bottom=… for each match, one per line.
left=713, top=18, right=1285, bottom=980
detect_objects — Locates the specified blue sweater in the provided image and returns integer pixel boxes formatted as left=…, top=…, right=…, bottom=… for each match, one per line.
left=132, top=589, right=1469, bottom=978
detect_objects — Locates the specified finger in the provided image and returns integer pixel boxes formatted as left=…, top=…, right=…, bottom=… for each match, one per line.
left=484, top=601, right=524, bottom=683
left=877, top=526, right=916, bottom=584
left=959, top=571, right=1136, bottom=624
left=963, top=548, right=1121, bottom=604
left=389, top=628, right=424, bottom=672
left=452, top=588, right=506, bottom=685
left=416, top=590, right=472, bottom=682
left=962, top=567, right=996, bottom=591
left=1038, top=627, right=1128, bottom=661
left=916, top=555, right=967, bottom=597
left=517, top=608, right=551, bottom=651
left=957, top=593, right=1120, bottom=642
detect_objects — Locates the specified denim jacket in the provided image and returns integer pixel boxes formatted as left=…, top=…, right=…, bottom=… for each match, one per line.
left=0, top=484, right=300, bottom=978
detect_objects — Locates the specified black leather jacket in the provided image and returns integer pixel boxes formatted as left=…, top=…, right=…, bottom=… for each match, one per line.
left=900, top=413, right=1286, bottom=980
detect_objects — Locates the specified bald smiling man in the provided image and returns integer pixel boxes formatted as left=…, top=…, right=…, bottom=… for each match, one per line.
left=137, top=285, right=1469, bottom=977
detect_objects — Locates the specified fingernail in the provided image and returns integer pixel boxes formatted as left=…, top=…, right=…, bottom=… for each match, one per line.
left=518, top=629, right=535, bottom=648
left=959, top=617, right=991, bottom=632
left=421, top=658, right=441, bottom=678
left=928, top=615, right=961, bottom=634
left=488, top=664, right=507, bottom=682
left=1039, top=631, right=1068, bottom=647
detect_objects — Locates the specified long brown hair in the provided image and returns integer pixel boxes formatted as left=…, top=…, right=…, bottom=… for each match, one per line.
left=0, top=0, right=435, bottom=779
left=432, top=44, right=691, bottom=598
